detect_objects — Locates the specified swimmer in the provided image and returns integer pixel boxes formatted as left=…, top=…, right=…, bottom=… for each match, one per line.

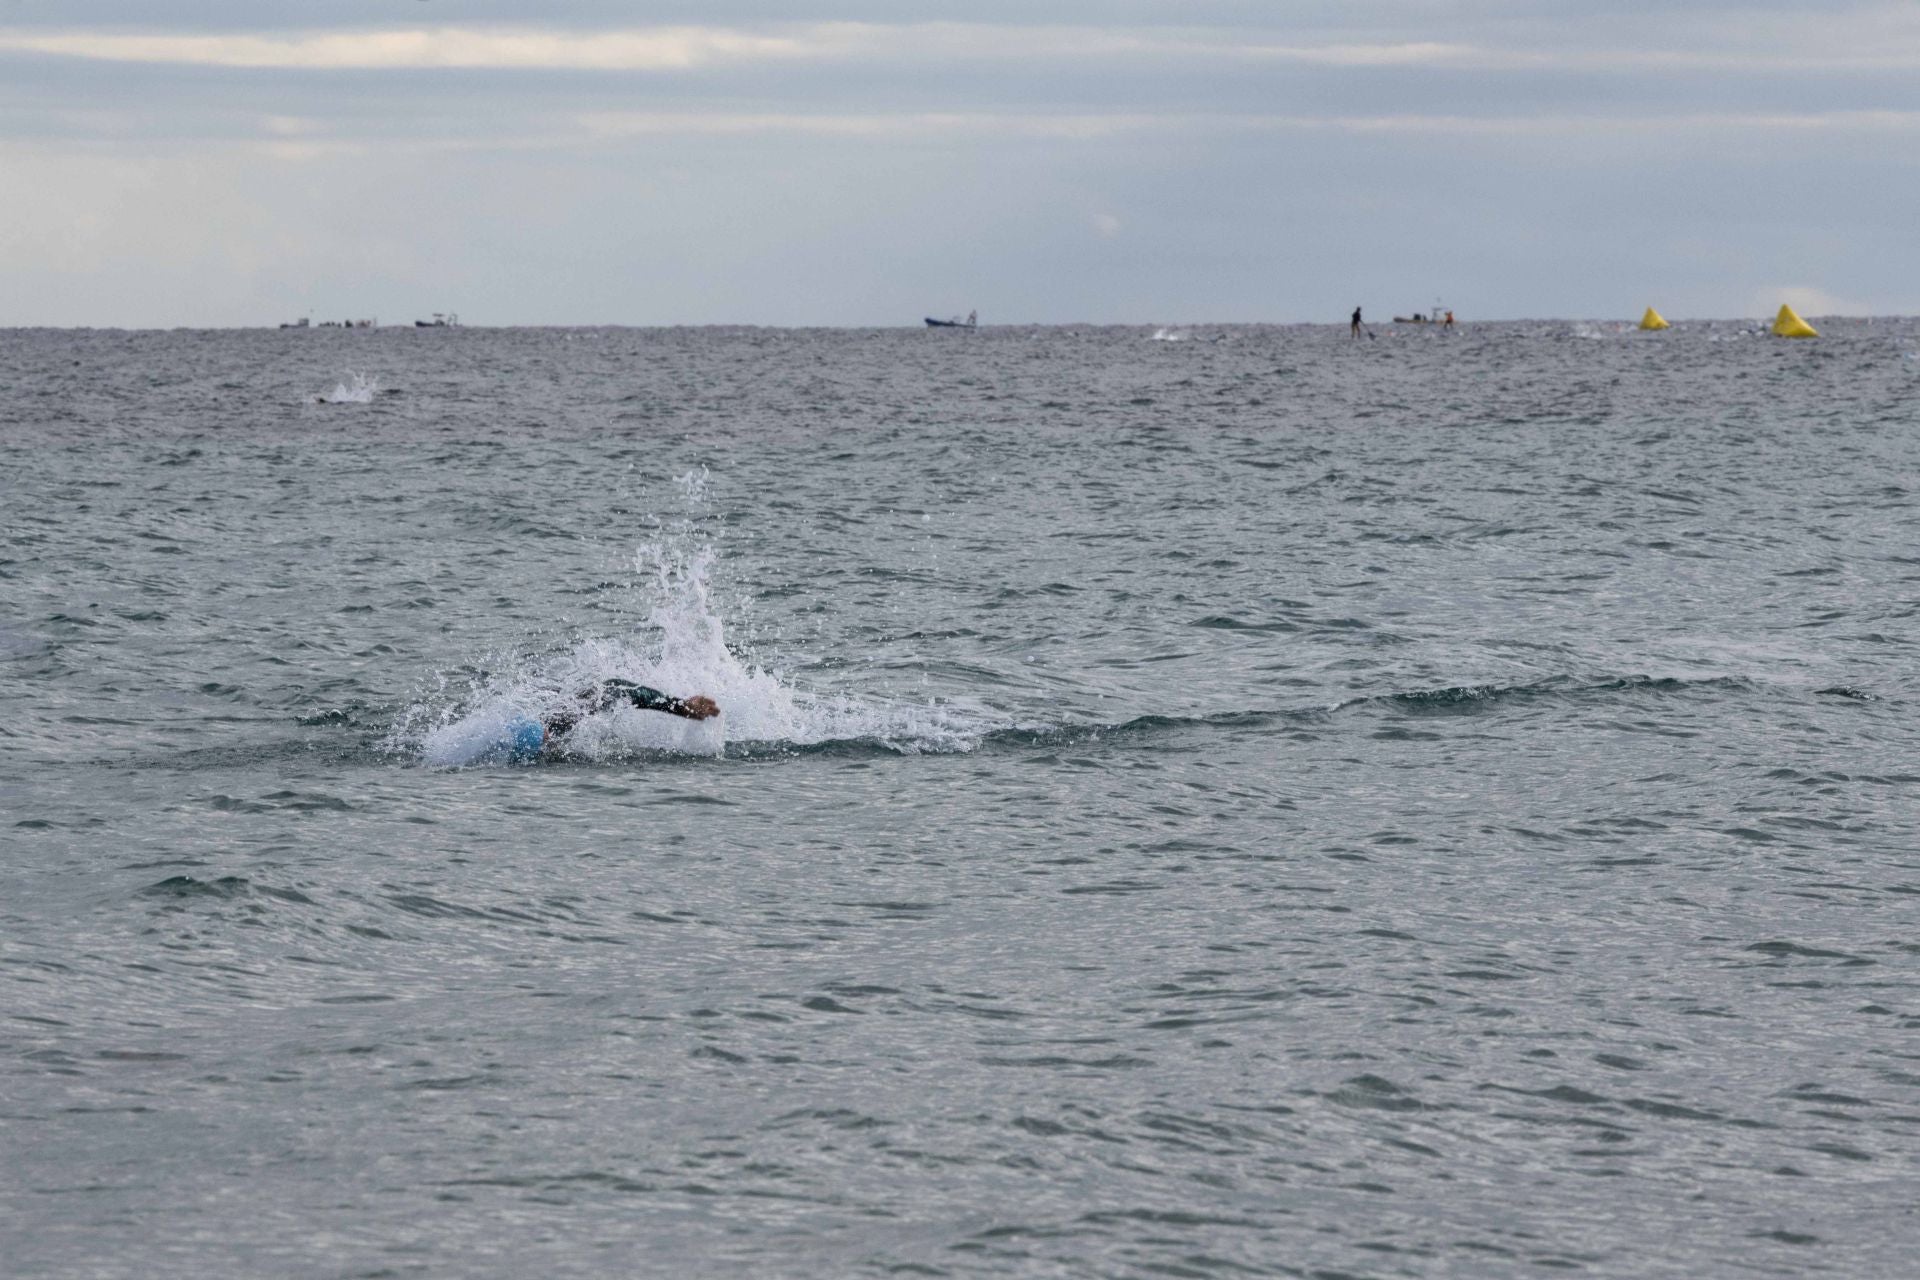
left=541, top=678, right=719, bottom=743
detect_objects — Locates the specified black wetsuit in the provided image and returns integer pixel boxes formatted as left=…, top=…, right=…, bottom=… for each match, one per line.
left=542, top=679, right=699, bottom=736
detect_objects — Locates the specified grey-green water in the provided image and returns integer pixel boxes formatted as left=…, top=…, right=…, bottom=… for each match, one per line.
left=5, top=321, right=1919, bottom=1277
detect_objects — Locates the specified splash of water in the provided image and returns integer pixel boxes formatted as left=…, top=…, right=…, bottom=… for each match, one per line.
left=398, top=492, right=1001, bottom=766
left=317, top=371, right=378, bottom=404
left=1150, top=327, right=1187, bottom=342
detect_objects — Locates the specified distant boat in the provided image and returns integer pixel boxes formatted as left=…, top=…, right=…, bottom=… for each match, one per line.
left=1394, top=300, right=1451, bottom=326
left=280, top=315, right=375, bottom=329
left=926, top=310, right=977, bottom=329
left=415, top=312, right=459, bottom=328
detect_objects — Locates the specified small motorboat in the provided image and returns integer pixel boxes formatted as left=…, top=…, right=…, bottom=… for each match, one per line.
left=415, top=312, right=460, bottom=328
left=1394, top=300, right=1451, bottom=326
left=925, top=311, right=977, bottom=328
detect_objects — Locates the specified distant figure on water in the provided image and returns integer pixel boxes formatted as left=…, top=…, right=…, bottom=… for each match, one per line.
left=1443, top=310, right=1455, bottom=330
left=1351, top=306, right=1363, bottom=338
left=540, top=679, right=719, bottom=747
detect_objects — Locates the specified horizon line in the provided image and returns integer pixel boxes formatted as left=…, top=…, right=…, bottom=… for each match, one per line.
left=1, top=314, right=1912, bottom=332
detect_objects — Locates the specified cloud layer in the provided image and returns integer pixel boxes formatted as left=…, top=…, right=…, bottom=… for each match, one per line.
left=9, top=17, right=1920, bottom=73
left=1, top=7, right=1914, bottom=324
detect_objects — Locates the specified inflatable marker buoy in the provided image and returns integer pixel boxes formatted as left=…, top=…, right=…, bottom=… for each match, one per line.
left=1772, top=304, right=1818, bottom=338
left=1639, top=307, right=1670, bottom=331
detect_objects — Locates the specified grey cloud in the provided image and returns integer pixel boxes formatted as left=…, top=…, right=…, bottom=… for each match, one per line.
left=0, top=2, right=1912, bottom=325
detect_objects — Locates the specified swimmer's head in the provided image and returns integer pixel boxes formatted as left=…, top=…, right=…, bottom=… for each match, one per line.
left=504, top=714, right=545, bottom=762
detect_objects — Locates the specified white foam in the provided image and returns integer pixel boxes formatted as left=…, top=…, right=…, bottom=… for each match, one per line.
left=420, top=702, right=537, bottom=768
left=317, top=371, right=378, bottom=404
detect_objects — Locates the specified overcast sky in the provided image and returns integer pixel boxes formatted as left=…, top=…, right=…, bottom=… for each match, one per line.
left=1, top=1, right=1914, bottom=326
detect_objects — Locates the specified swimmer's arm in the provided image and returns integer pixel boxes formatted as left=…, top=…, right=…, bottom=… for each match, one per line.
left=605, top=680, right=720, bottom=720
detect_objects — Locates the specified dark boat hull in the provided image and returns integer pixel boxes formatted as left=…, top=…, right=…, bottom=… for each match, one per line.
left=924, top=318, right=973, bottom=328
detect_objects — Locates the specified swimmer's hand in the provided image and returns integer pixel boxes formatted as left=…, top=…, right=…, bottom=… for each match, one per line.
left=676, top=695, right=720, bottom=720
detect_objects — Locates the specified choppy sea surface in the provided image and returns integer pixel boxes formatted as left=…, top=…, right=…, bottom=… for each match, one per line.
left=4, top=320, right=1919, bottom=1278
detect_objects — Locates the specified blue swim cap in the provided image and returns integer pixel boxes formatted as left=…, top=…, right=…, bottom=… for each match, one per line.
left=501, top=714, right=544, bottom=762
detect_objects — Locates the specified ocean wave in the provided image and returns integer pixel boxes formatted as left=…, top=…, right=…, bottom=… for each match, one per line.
left=1334, top=673, right=1757, bottom=717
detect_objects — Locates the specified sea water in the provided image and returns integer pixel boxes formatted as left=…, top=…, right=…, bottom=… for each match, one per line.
left=3, top=321, right=1919, bottom=1277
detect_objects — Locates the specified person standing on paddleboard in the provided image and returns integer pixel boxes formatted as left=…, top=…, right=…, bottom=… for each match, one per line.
left=1351, top=306, right=1363, bottom=338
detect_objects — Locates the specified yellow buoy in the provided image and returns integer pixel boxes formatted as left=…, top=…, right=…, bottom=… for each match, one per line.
left=1638, top=307, right=1670, bottom=331
left=1772, top=304, right=1818, bottom=338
